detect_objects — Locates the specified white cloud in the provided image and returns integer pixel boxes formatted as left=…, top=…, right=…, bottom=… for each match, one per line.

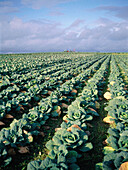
left=49, top=10, right=64, bottom=16
left=0, top=1, right=13, bottom=6
left=69, top=19, right=85, bottom=28
left=1, top=17, right=128, bottom=53
left=21, top=0, right=76, bottom=9
left=94, top=6, right=128, bottom=21
left=0, top=1, right=19, bottom=14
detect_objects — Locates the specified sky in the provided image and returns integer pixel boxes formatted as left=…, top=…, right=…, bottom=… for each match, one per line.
left=0, top=0, right=128, bottom=53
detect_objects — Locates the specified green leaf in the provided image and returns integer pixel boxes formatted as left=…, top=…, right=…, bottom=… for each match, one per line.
left=95, top=163, right=103, bottom=170
left=103, top=146, right=115, bottom=155
left=85, top=115, right=93, bottom=121
left=79, top=142, right=93, bottom=152
left=27, top=159, right=42, bottom=170
left=46, top=140, right=54, bottom=150
left=53, top=136, right=63, bottom=145
left=48, top=150, right=56, bottom=159
left=57, top=155, right=66, bottom=164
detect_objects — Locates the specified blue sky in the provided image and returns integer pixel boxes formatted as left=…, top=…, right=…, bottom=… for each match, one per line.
left=0, top=0, right=128, bottom=53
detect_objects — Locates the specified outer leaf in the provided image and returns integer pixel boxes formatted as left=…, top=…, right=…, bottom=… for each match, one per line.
left=95, top=163, right=103, bottom=170
left=27, top=159, right=42, bottom=170
left=103, top=146, right=115, bottom=155
left=46, top=140, right=54, bottom=150
left=79, top=142, right=93, bottom=152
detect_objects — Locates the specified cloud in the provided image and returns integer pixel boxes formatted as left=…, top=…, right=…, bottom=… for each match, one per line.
left=0, top=1, right=19, bottom=14
left=94, top=6, right=128, bottom=21
left=1, top=17, right=64, bottom=52
left=1, top=17, right=128, bottom=53
left=69, top=19, right=85, bottom=28
left=94, top=17, right=114, bottom=27
left=0, top=1, right=12, bottom=6
left=21, top=0, right=76, bottom=9
left=49, top=10, right=64, bottom=16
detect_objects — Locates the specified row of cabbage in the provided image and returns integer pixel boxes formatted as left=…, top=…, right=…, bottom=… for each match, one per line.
left=0, top=54, right=75, bottom=76
left=0, top=55, right=87, bottom=90
left=0, top=55, right=58, bottom=76
left=0, top=53, right=97, bottom=77
left=26, top=56, right=111, bottom=169
left=115, top=55, right=128, bottom=82
left=96, top=55, right=128, bottom=170
left=0, top=55, right=107, bottom=168
left=0, top=59, right=84, bottom=120
left=0, top=55, right=103, bottom=123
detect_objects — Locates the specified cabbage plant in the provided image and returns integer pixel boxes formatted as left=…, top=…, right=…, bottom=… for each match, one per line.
left=46, top=127, right=93, bottom=155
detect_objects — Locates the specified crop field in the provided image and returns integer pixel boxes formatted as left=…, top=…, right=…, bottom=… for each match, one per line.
left=0, top=52, right=128, bottom=170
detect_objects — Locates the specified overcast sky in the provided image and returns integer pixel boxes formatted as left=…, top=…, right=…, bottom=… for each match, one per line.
left=0, top=0, right=128, bottom=53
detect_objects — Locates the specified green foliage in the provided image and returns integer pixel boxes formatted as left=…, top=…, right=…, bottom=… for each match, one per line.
left=100, top=55, right=128, bottom=170
left=105, top=96, right=128, bottom=123
left=0, top=142, right=12, bottom=167
left=23, top=107, right=49, bottom=125
left=27, top=149, right=80, bottom=170
left=46, top=128, right=92, bottom=153
left=0, top=104, right=6, bottom=120
left=0, top=118, right=39, bottom=148
left=103, top=151, right=128, bottom=170
left=95, top=163, right=103, bottom=170
left=0, top=54, right=121, bottom=169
